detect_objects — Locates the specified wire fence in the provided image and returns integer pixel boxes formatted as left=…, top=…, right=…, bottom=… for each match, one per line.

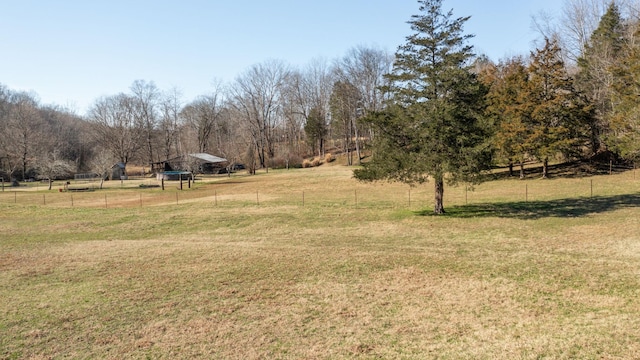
left=1, top=174, right=639, bottom=211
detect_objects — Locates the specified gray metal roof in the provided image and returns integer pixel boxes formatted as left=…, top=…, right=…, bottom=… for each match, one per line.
left=188, top=153, right=228, bottom=163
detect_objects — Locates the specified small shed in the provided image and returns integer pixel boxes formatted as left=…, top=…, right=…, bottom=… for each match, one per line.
left=189, top=153, right=228, bottom=173
left=110, top=162, right=127, bottom=180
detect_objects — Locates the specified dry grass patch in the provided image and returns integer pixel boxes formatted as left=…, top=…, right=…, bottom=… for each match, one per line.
left=2, top=165, right=640, bottom=358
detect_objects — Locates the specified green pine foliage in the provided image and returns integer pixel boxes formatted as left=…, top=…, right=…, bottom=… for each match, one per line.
left=576, top=2, right=626, bottom=154
left=303, top=106, right=327, bottom=157
left=484, top=57, right=531, bottom=177
left=609, top=27, right=640, bottom=161
left=485, top=40, right=592, bottom=179
left=527, top=38, right=593, bottom=177
left=354, top=0, right=492, bottom=214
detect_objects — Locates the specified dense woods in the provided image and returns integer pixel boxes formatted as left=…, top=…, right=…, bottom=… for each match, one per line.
left=2, top=0, right=640, bottom=202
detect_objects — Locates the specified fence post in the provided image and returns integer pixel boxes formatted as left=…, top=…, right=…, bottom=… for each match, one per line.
left=105, top=194, right=108, bottom=209
left=355, top=190, right=358, bottom=209
left=256, top=190, right=259, bottom=205
left=408, top=188, right=411, bottom=209
left=591, top=179, right=593, bottom=198
left=214, top=190, right=217, bottom=206
left=302, top=191, right=305, bottom=207
left=610, top=160, right=613, bottom=175
left=71, top=194, right=74, bottom=207
left=525, top=184, right=528, bottom=202
left=43, top=194, right=46, bottom=205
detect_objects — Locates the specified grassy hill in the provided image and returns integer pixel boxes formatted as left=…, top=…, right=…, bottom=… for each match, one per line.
left=2, top=164, right=640, bottom=359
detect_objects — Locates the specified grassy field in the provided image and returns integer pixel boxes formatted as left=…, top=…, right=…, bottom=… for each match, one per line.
left=2, top=164, right=640, bottom=359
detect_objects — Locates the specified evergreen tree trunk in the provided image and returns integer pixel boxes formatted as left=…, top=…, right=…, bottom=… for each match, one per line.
left=590, top=125, right=601, bottom=155
left=542, top=158, right=549, bottom=179
left=434, top=176, right=445, bottom=214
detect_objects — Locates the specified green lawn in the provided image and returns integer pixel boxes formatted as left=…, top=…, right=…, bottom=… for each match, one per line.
left=2, top=165, right=640, bottom=359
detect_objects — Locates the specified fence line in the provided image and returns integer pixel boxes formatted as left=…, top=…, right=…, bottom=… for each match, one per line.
left=1, top=176, right=639, bottom=211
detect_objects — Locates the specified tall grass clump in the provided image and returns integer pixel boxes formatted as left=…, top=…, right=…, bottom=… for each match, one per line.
left=324, top=153, right=334, bottom=164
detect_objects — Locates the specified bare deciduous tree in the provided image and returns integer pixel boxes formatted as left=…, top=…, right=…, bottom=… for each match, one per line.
left=34, top=151, right=75, bottom=190
left=181, top=92, right=224, bottom=154
left=330, top=80, right=361, bottom=165
left=159, top=87, right=183, bottom=162
left=5, top=92, right=44, bottom=180
left=0, top=85, right=13, bottom=178
left=333, top=46, right=394, bottom=163
left=224, top=106, right=257, bottom=174
left=90, top=151, right=116, bottom=189
left=130, top=80, right=161, bottom=166
left=334, top=45, right=393, bottom=114
left=230, top=60, right=291, bottom=169
left=287, top=57, right=334, bottom=158
left=88, top=94, right=144, bottom=166
left=533, top=0, right=640, bottom=63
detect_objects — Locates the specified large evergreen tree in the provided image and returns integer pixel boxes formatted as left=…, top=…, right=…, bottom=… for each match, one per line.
left=576, top=2, right=626, bottom=154
left=303, top=105, right=327, bottom=156
left=609, top=27, right=640, bottom=161
left=485, top=57, right=532, bottom=178
left=354, top=0, right=491, bottom=214
left=526, top=38, right=593, bottom=178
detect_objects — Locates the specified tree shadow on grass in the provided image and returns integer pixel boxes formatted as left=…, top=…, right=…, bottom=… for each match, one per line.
left=415, top=193, right=640, bottom=220
left=483, top=157, right=635, bottom=181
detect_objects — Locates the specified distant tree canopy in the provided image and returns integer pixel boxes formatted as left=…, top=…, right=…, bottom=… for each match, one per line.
left=4, top=0, right=640, bottom=217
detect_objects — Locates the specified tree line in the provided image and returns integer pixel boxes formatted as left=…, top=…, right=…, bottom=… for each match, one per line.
left=2, top=0, right=640, bottom=213
left=0, top=46, right=393, bottom=183
left=485, top=1, right=640, bottom=173
left=356, top=0, right=640, bottom=214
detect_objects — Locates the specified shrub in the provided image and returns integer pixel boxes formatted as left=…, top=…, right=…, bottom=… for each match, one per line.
left=288, top=155, right=304, bottom=168
left=268, top=157, right=288, bottom=169
left=302, top=156, right=327, bottom=168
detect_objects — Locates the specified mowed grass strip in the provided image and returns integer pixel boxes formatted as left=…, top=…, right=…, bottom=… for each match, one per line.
left=2, top=165, right=640, bottom=359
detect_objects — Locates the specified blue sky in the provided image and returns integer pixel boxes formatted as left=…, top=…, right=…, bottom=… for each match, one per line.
left=0, top=1, right=562, bottom=115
